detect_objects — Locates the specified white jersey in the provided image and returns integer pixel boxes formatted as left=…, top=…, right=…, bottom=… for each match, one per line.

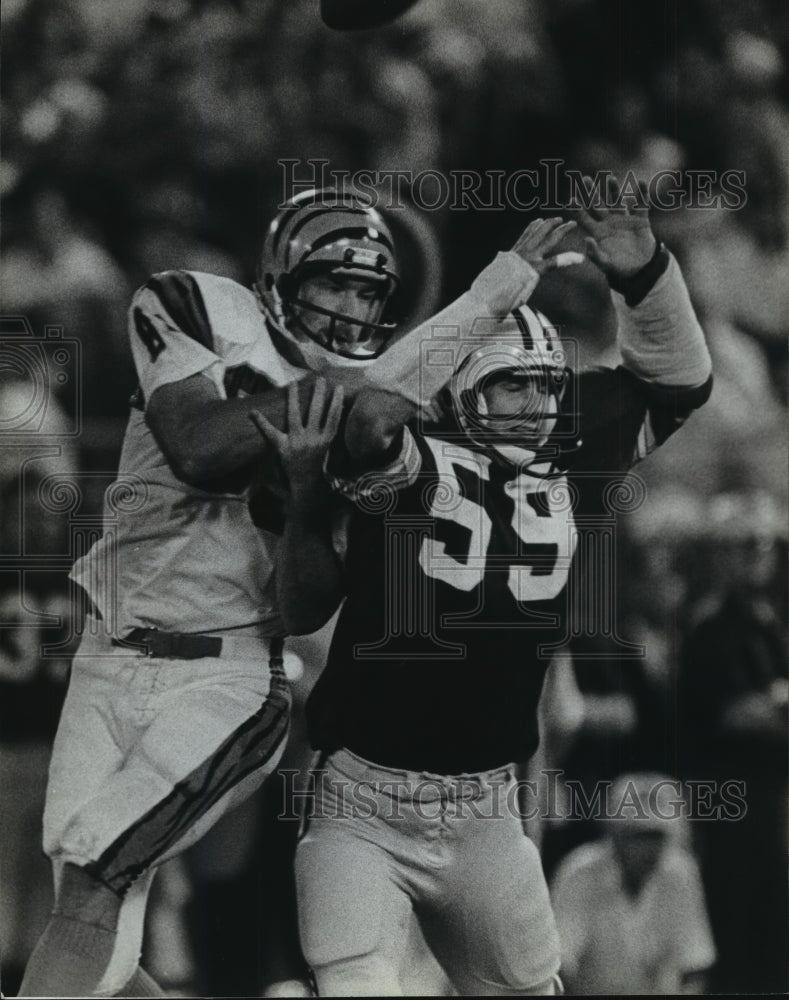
left=71, top=270, right=305, bottom=637
left=551, top=838, right=715, bottom=994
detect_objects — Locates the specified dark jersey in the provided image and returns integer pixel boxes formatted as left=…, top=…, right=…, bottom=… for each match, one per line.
left=307, top=366, right=712, bottom=774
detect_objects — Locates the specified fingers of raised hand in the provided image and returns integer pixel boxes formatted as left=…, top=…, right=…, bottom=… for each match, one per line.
left=609, top=174, right=651, bottom=214
left=322, top=384, right=345, bottom=438
left=306, top=377, right=328, bottom=429
left=583, top=236, right=610, bottom=270
left=513, top=216, right=572, bottom=257
left=287, top=379, right=305, bottom=431
left=538, top=220, right=578, bottom=257
left=603, top=175, right=629, bottom=214
left=512, top=217, right=552, bottom=254
left=304, top=379, right=344, bottom=437
left=512, top=217, right=579, bottom=273
left=249, top=409, right=288, bottom=452
left=572, top=174, right=650, bottom=229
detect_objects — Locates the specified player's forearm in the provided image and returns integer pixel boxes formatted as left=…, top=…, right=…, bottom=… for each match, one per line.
left=147, top=377, right=318, bottom=485
left=361, top=291, right=483, bottom=407
left=341, top=288, right=512, bottom=462
left=320, top=251, right=545, bottom=462
left=612, top=248, right=712, bottom=388
left=363, top=254, right=540, bottom=408
left=276, top=489, right=344, bottom=635
left=341, top=284, right=505, bottom=462
left=342, top=388, right=419, bottom=463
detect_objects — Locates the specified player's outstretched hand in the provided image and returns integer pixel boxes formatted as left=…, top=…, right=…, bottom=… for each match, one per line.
left=250, top=379, right=344, bottom=492
left=470, top=217, right=582, bottom=315
left=571, top=174, right=657, bottom=281
left=511, top=216, right=581, bottom=274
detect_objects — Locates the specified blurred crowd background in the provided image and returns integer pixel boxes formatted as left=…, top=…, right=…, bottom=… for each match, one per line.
left=1, top=0, right=787, bottom=995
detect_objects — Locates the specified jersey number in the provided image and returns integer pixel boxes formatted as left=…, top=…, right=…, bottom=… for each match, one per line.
left=418, top=443, right=575, bottom=603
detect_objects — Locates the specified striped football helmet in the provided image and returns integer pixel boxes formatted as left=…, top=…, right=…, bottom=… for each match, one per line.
left=256, top=189, right=400, bottom=369
left=451, top=304, right=567, bottom=459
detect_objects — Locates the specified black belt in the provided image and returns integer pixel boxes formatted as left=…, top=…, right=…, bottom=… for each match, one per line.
left=111, top=629, right=284, bottom=663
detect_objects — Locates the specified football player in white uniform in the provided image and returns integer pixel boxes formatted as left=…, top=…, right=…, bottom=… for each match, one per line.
left=18, top=189, right=410, bottom=998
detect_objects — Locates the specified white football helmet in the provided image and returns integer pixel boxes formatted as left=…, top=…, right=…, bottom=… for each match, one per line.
left=256, top=188, right=400, bottom=371
left=450, top=304, right=567, bottom=464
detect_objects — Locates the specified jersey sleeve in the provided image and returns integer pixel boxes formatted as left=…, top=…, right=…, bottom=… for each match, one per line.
left=613, top=250, right=712, bottom=390
left=128, top=270, right=226, bottom=405
left=326, top=424, right=424, bottom=501
left=570, top=363, right=712, bottom=472
left=564, top=248, right=713, bottom=471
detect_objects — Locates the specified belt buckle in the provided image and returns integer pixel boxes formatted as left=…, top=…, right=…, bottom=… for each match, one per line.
left=117, top=630, right=156, bottom=656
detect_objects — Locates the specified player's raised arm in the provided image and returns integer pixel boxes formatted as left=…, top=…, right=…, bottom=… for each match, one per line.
left=344, top=217, right=580, bottom=462
left=574, top=174, right=712, bottom=390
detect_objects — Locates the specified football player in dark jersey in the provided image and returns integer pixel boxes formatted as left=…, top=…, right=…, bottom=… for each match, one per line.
left=258, top=178, right=712, bottom=996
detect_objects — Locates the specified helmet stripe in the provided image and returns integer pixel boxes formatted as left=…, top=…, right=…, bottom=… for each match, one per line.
left=307, top=226, right=395, bottom=256
left=283, top=206, right=372, bottom=262
left=284, top=210, right=376, bottom=270
left=523, top=307, right=547, bottom=351
left=512, top=308, right=534, bottom=350
left=269, top=205, right=302, bottom=257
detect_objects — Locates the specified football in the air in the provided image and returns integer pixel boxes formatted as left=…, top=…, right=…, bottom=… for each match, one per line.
left=320, top=0, right=424, bottom=30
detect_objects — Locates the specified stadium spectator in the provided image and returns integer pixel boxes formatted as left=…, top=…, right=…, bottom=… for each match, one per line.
left=678, top=493, right=788, bottom=993
left=550, top=772, right=716, bottom=996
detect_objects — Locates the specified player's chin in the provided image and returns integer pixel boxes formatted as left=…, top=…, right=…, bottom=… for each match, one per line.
left=488, top=415, right=550, bottom=437
left=523, top=414, right=558, bottom=439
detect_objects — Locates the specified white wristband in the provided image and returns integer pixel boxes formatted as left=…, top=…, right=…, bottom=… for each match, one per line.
left=469, top=252, right=540, bottom=314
